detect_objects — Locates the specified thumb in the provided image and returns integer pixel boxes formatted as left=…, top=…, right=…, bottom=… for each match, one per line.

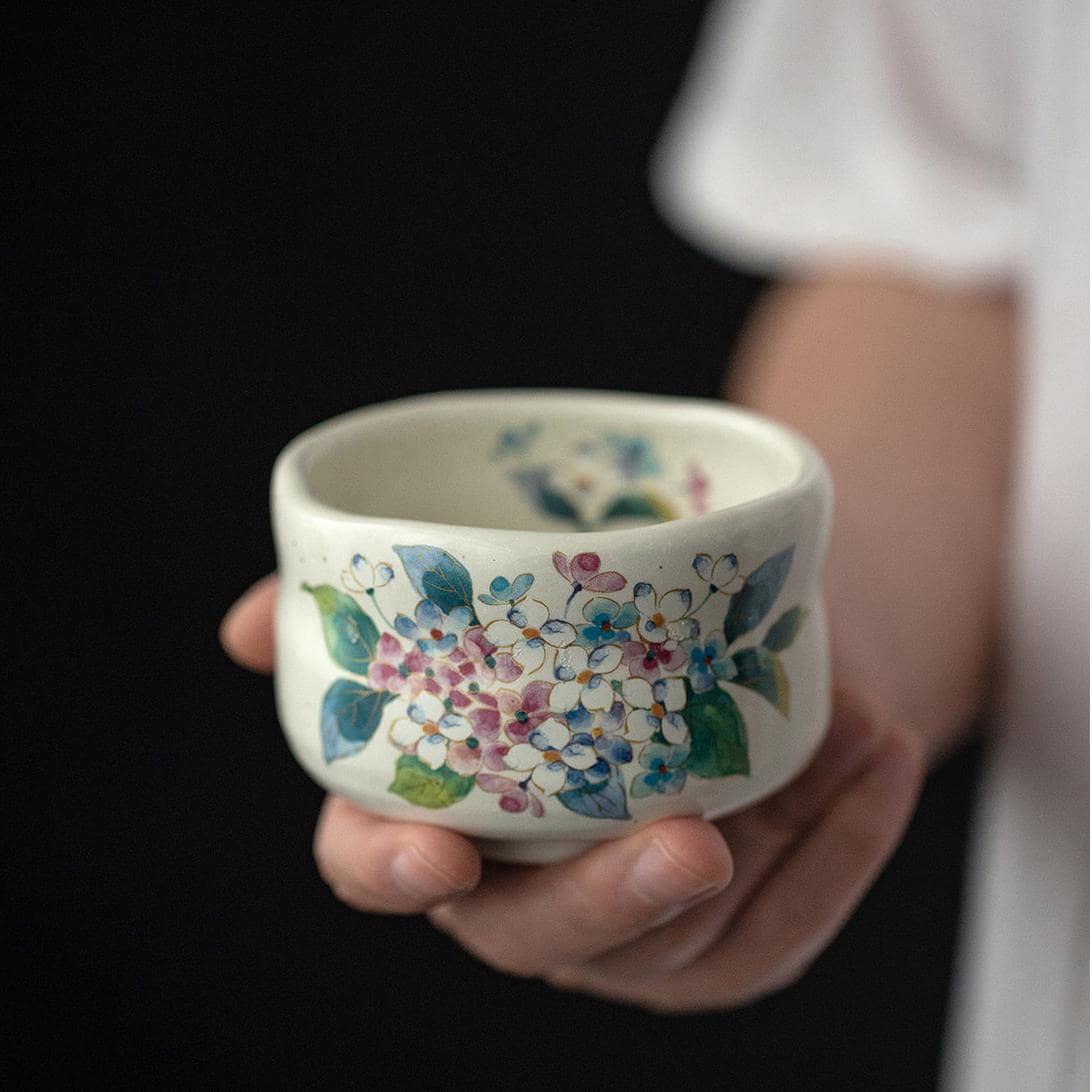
left=220, top=572, right=279, bottom=673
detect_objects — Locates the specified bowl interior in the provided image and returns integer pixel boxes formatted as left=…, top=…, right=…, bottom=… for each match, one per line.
left=299, top=392, right=802, bottom=532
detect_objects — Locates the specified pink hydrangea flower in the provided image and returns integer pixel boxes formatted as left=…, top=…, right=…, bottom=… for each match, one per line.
left=622, top=639, right=687, bottom=682
left=366, top=632, right=435, bottom=697
left=476, top=773, right=545, bottom=817
left=496, top=680, right=554, bottom=744
left=463, top=626, right=523, bottom=684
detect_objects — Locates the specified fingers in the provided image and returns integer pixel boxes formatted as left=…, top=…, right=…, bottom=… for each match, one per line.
left=219, top=573, right=279, bottom=673
left=314, top=796, right=482, bottom=914
left=559, top=690, right=888, bottom=983
left=553, top=725, right=923, bottom=1011
left=427, top=817, right=732, bottom=978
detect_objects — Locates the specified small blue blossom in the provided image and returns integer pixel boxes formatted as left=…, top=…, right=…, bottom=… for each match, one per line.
left=394, top=599, right=473, bottom=656
left=606, top=434, right=660, bottom=480
left=631, top=742, right=690, bottom=798
left=478, top=572, right=535, bottom=607
left=567, top=701, right=633, bottom=767
left=681, top=633, right=737, bottom=693
left=576, top=596, right=639, bottom=648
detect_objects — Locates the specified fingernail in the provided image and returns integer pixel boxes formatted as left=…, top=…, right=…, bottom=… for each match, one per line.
left=628, top=837, right=723, bottom=910
left=391, top=845, right=464, bottom=901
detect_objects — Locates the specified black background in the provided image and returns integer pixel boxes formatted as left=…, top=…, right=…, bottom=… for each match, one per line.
left=15, top=4, right=981, bottom=1086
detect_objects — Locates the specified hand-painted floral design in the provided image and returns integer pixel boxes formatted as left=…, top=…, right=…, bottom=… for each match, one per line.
left=550, top=644, right=624, bottom=713
left=632, top=742, right=690, bottom=797
left=621, top=676, right=689, bottom=744
left=394, top=600, right=473, bottom=655
left=681, top=633, right=737, bottom=694
left=576, top=596, right=639, bottom=647
left=477, top=573, right=535, bottom=607
left=497, top=428, right=705, bottom=530
left=483, top=599, right=575, bottom=672
left=305, top=541, right=806, bottom=820
left=505, top=718, right=600, bottom=795
left=389, top=692, right=474, bottom=771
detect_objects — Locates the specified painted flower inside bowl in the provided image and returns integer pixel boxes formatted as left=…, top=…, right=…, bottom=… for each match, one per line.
left=272, top=389, right=833, bottom=863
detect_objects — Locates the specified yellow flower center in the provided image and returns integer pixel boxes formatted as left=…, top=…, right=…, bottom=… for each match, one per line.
left=591, top=727, right=603, bottom=739
left=577, top=669, right=594, bottom=684
left=522, top=627, right=540, bottom=639
left=650, top=702, right=666, bottom=719
left=422, top=721, right=440, bottom=736
left=542, top=749, right=562, bottom=763
left=651, top=612, right=665, bottom=627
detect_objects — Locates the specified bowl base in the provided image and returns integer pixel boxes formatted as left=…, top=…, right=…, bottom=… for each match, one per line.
left=474, top=837, right=595, bottom=865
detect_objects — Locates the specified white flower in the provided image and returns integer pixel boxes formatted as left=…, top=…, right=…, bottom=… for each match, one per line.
left=389, top=691, right=473, bottom=770
left=692, top=553, right=743, bottom=594
left=504, top=717, right=598, bottom=795
left=632, top=584, right=696, bottom=644
left=548, top=645, right=624, bottom=712
left=621, top=677, right=689, bottom=744
left=483, top=599, right=575, bottom=672
left=341, top=553, right=395, bottom=593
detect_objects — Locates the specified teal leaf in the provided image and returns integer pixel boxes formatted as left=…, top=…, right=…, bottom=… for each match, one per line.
left=511, top=468, right=582, bottom=525
left=731, top=647, right=791, bottom=717
left=320, top=679, right=394, bottom=763
left=557, top=764, right=631, bottom=821
left=599, top=492, right=676, bottom=524
left=393, top=545, right=477, bottom=621
left=303, top=584, right=381, bottom=673
left=763, top=606, right=808, bottom=652
left=388, top=755, right=477, bottom=809
left=723, top=545, right=796, bottom=646
left=684, top=681, right=750, bottom=778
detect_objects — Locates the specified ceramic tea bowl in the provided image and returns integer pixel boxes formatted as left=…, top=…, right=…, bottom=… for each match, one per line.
left=271, top=390, right=833, bottom=863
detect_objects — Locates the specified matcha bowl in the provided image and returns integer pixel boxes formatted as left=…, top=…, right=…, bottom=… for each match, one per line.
left=271, top=389, right=833, bottom=863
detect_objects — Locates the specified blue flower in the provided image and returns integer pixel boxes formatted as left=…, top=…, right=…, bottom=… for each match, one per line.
left=394, top=599, right=473, bottom=655
left=632, top=742, right=690, bottom=798
left=478, top=572, right=535, bottom=607
left=576, top=596, right=638, bottom=648
left=567, top=701, right=633, bottom=767
left=606, top=434, right=660, bottom=480
left=681, top=633, right=737, bottom=693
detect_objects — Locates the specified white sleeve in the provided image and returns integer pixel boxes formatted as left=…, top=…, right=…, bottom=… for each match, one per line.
left=650, top=0, right=1023, bottom=285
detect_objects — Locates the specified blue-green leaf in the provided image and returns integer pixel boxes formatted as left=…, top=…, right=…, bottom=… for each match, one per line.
left=763, top=606, right=808, bottom=652
left=388, top=755, right=476, bottom=808
left=684, top=681, right=749, bottom=778
left=730, top=646, right=790, bottom=717
left=320, top=679, right=394, bottom=763
left=393, top=545, right=476, bottom=620
left=511, top=468, right=582, bottom=525
left=303, top=584, right=380, bottom=673
left=723, top=545, right=796, bottom=646
left=557, top=764, right=631, bottom=821
left=599, top=492, right=677, bottom=524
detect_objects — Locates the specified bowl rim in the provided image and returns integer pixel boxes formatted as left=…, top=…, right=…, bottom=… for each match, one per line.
left=272, top=388, right=832, bottom=543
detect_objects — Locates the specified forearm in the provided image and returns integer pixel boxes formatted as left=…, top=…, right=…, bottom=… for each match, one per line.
left=725, top=272, right=1016, bottom=764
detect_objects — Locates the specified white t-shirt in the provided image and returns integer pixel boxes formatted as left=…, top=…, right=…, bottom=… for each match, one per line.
left=651, top=2, right=1089, bottom=1089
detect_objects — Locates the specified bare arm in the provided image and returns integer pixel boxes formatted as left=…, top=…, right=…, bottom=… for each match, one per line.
left=727, top=272, right=1016, bottom=763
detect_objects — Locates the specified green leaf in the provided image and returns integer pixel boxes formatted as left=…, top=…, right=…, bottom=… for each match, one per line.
left=723, top=545, right=796, bottom=646
left=392, top=545, right=477, bottom=621
left=557, top=765, right=631, bottom=821
left=684, top=682, right=750, bottom=778
left=763, top=606, right=808, bottom=652
left=731, top=646, right=791, bottom=717
left=320, top=679, right=394, bottom=763
left=511, top=468, right=583, bottom=526
left=599, top=491, right=677, bottom=524
left=303, top=584, right=380, bottom=673
left=388, top=755, right=477, bottom=809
